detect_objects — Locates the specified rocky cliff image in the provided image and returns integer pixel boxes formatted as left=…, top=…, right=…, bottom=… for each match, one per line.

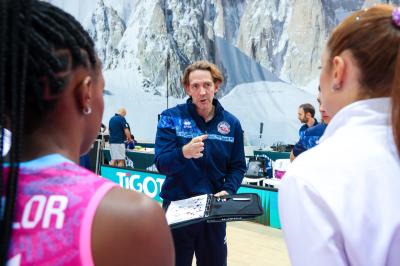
left=47, top=0, right=399, bottom=145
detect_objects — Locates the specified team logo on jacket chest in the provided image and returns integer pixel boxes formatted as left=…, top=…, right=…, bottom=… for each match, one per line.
left=217, top=121, right=230, bottom=135
left=183, top=119, right=192, bottom=129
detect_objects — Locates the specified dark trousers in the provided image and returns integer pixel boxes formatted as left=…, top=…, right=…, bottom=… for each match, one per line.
left=172, top=221, right=227, bottom=266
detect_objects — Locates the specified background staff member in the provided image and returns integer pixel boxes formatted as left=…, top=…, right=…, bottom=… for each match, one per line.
left=297, top=103, right=318, bottom=137
left=108, top=107, right=132, bottom=166
left=155, top=60, right=246, bottom=266
left=290, top=89, right=331, bottom=161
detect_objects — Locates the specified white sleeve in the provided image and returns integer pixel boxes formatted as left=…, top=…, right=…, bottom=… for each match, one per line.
left=278, top=172, right=349, bottom=266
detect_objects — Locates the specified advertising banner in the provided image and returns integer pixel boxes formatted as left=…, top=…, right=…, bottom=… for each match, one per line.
left=101, top=166, right=165, bottom=202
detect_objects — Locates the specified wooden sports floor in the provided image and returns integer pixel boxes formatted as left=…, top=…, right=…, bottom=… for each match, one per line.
left=193, top=221, right=291, bottom=266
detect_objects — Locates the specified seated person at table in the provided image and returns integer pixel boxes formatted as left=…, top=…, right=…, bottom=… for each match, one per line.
left=290, top=89, right=331, bottom=161
left=297, top=103, right=318, bottom=137
left=0, top=1, right=174, bottom=265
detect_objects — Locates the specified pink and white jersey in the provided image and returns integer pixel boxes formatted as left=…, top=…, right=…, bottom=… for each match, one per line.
left=4, top=154, right=116, bottom=266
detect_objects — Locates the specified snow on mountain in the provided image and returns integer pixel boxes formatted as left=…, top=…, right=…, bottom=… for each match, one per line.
left=44, top=0, right=394, bottom=146
left=46, top=0, right=395, bottom=94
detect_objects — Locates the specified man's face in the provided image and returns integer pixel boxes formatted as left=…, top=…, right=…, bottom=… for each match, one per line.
left=185, top=70, right=219, bottom=114
left=297, top=108, right=308, bottom=123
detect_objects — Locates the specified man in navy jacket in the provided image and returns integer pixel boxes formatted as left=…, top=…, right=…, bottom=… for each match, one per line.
left=290, top=91, right=331, bottom=161
left=155, top=60, right=246, bottom=266
left=297, top=103, right=318, bottom=138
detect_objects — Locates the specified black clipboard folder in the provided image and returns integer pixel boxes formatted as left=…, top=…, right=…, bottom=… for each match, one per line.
left=166, top=193, right=263, bottom=229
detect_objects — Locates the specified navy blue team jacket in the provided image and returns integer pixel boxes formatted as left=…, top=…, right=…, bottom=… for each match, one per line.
left=155, top=98, right=246, bottom=202
left=292, top=122, right=327, bottom=157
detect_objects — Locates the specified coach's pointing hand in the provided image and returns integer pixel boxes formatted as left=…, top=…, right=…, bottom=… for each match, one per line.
left=182, top=134, right=208, bottom=159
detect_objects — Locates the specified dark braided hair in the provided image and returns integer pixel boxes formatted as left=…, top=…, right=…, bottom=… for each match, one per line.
left=0, top=0, right=98, bottom=263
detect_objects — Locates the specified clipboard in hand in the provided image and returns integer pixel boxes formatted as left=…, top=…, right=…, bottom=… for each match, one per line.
left=165, top=193, right=263, bottom=229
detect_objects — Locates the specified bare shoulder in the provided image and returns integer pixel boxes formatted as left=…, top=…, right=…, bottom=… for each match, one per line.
left=91, top=187, right=174, bottom=266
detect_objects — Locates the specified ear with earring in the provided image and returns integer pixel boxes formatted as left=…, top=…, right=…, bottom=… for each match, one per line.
left=81, top=76, right=92, bottom=115
left=332, top=83, right=341, bottom=91
left=83, top=106, right=92, bottom=115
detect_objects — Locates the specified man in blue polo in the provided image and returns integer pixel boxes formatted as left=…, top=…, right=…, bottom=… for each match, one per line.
left=155, top=60, right=246, bottom=266
left=108, top=108, right=132, bottom=166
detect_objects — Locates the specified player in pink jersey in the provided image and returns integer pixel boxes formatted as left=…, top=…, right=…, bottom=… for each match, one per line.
left=0, top=1, right=174, bottom=265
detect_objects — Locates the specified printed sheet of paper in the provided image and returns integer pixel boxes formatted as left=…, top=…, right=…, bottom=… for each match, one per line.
left=166, top=194, right=208, bottom=225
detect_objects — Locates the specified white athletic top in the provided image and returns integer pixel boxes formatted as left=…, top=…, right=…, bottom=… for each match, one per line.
left=279, top=97, right=400, bottom=266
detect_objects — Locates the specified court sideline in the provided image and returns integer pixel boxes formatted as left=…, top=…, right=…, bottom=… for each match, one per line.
left=193, top=221, right=291, bottom=266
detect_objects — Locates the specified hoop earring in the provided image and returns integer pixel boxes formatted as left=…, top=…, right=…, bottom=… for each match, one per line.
left=83, top=106, right=92, bottom=115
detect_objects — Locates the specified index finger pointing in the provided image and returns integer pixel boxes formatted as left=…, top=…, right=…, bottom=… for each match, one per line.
left=192, top=134, right=208, bottom=143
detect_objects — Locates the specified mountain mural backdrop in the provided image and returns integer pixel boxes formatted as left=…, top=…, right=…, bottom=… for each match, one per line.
left=47, top=0, right=399, bottom=146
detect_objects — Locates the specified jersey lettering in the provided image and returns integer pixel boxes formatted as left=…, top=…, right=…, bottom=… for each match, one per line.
left=13, top=195, right=68, bottom=229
